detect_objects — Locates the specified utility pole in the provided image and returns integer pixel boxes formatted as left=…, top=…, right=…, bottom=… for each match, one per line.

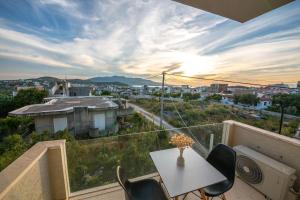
left=160, top=72, right=166, bottom=128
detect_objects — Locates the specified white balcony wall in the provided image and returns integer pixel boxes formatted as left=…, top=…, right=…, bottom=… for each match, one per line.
left=0, top=140, right=70, bottom=200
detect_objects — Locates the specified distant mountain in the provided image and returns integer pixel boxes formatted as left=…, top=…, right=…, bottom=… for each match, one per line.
left=34, top=76, right=59, bottom=82
left=88, top=76, right=160, bottom=86
left=68, top=79, right=128, bottom=86
left=26, top=76, right=160, bottom=86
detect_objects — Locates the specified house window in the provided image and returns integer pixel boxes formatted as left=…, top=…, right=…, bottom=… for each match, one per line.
left=53, top=117, right=68, bottom=133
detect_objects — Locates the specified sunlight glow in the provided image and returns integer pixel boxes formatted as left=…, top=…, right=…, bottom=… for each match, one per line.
left=175, top=53, right=217, bottom=76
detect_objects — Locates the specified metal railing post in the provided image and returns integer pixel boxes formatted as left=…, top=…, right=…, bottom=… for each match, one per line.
left=209, top=134, right=214, bottom=152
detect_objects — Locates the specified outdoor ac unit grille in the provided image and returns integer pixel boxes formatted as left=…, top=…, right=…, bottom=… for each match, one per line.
left=234, top=145, right=297, bottom=200
left=236, top=155, right=263, bottom=184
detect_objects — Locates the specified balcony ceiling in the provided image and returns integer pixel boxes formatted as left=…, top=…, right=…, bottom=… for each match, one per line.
left=173, top=0, right=294, bottom=23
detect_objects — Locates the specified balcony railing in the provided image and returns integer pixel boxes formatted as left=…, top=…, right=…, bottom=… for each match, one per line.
left=66, top=123, right=224, bottom=192
left=1, top=121, right=300, bottom=199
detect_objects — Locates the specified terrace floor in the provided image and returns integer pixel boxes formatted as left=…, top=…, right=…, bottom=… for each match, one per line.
left=70, top=174, right=265, bottom=200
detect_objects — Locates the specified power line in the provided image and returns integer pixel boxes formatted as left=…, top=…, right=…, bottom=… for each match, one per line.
left=144, top=73, right=161, bottom=80
left=164, top=77, right=202, bottom=140
left=167, top=73, right=295, bottom=89
left=170, top=100, right=202, bottom=145
left=167, top=73, right=268, bottom=87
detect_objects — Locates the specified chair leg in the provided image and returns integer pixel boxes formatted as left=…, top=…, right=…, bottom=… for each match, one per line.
left=221, top=194, right=227, bottom=200
left=159, top=176, right=163, bottom=184
left=199, top=189, right=207, bottom=200
left=183, top=193, right=188, bottom=200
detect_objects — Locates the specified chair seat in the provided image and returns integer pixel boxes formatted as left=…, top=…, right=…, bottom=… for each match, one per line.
left=203, top=180, right=233, bottom=197
left=127, top=179, right=168, bottom=200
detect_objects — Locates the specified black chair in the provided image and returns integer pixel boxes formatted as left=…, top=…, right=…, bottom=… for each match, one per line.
left=183, top=144, right=236, bottom=200
left=203, top=144, right=236, bottom=200
left=116, top=166, right=168, bottom=200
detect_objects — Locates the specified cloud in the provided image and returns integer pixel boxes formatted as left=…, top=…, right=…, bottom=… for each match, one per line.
left=38, top=0, right=74, bottom=7
left=0, top=0, right=299, bottom=84
left=0, top=52, right=74, bottom=68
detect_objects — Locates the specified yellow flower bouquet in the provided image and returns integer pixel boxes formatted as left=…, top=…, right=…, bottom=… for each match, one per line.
left=169, top=134, right=194, bottom=166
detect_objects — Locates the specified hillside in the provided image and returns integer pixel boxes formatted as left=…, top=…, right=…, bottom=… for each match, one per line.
left=88, top=76, right=160, bottom=86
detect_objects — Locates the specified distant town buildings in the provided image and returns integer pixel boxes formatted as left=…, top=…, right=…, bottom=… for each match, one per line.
left=256, top=93, right=272, bottom=110
left=227, top=86, right=255, bottom=95
left=209, top=84, right=228, bottom=93
left=2, top=77, right=300, bottom=113
left=221, top=94, right=234, bottom=105
left=69, top=84, right=92, bottom=96
left=260, top=83, right=290, bottom=94
left=49, top=81, right=93, bottom=97
left=181, top=85, right=191, bottom=93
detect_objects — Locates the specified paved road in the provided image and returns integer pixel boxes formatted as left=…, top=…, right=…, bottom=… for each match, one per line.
left=128, top=103, right=180, bottom=132
left=128, top=103, right=209, bottom=155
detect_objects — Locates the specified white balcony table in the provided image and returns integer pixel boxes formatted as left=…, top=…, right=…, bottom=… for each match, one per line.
left=150, top=148, right=227, bottom=200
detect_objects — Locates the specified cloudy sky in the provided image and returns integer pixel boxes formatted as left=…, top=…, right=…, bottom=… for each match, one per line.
left=0, top=0, right=299, bottom=85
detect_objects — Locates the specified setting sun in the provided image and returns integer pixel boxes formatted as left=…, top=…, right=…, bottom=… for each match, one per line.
left=174, top=53, right=217, bottom=76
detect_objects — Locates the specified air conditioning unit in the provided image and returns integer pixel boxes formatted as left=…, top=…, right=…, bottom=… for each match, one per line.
left=233, top=145, right=297, bottom=200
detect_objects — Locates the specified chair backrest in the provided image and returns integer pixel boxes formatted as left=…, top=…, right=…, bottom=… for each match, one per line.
left=116, top=166, right=128, bottom=189
left=206, top=144, right=236, bottom=183
left=116, top=166, right=131, bottom=199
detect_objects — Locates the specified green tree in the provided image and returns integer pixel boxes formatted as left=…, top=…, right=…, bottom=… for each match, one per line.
left=0, top=134, right=28, bottom=170
left=268, top=94, right=300, bottom=116
left=0, top=116, right=33, bottom=139
left=233, top=94, right=259, bottom=106
left=14, top=88, right=48, bottom=108
left=205, top=94, right=222, bottom=102
left=271, top=94, right=298, bottom=134
left=170, top=93, right=181, bottom=98
left=0, top=95, right=15, bottom=117
left=101, top=90, right=111, bottom=96
left=0, top=89, right=48, bottom=117
left=182, top=93, right=200, bottom=101
left=152, top=91, right=161, bottom=97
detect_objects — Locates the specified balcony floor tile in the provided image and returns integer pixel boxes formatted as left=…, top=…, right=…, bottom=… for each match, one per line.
left=70, top=176, right=265, bottom=200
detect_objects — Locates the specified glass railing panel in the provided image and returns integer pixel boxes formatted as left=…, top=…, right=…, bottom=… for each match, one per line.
left=66, top=123, right=223, bottom=192
left=66, top=130, right=172, bottom=192
left=167, top=123, right=224, bottom=156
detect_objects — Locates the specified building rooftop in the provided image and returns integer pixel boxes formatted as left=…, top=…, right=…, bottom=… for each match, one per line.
left=9, top=96, right=119, bottom=117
